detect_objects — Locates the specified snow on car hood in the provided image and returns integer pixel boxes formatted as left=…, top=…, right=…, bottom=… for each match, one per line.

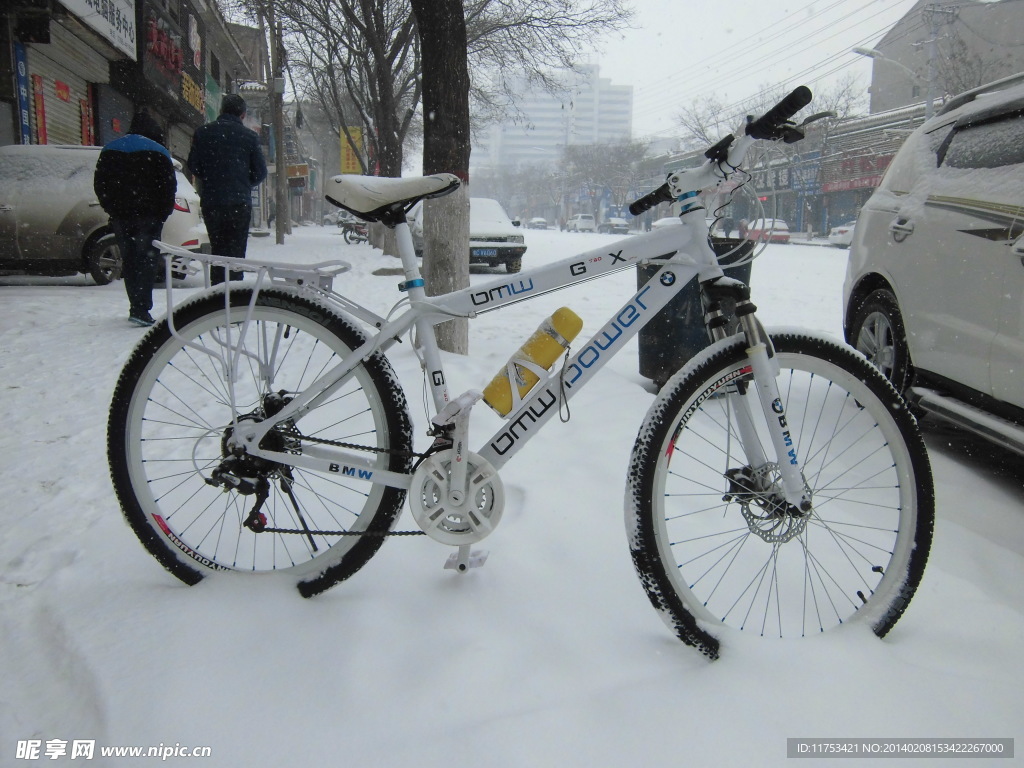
left=469, top=198, right=519, bottom=235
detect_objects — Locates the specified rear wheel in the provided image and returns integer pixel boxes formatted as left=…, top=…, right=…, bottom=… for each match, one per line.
left=627, top=332, right=934, bottom=658
left=505, top=257, right=522, bottom=273
left=86, top=233, right=122, bottom=285
left=107, top=289, right=413, bottom=596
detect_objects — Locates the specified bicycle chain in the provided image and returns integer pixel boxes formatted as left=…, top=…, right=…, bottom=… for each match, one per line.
left=257, top=425, right=435, bottom=537
left=273, top=423, right=423, bottom=458
left=261, top=525, right=425, bottom=537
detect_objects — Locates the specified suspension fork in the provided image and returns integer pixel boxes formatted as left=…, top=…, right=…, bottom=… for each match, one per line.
left=705, top=286, right=812, bottom=513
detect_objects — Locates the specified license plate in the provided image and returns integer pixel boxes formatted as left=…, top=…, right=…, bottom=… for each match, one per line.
left=472, top=248, right=498, bottom=257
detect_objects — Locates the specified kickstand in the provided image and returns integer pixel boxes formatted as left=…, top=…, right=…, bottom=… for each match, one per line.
left=444, top=545, right=489, bottom=573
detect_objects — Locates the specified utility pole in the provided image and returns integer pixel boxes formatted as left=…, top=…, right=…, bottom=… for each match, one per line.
left=266, top=8, right=288, bottom=244
left=921, top=3, right=958, bottom=119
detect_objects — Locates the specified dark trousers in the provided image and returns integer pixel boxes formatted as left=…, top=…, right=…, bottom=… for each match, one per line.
left=203, top=204, right=252, bottom=284
left=111, top=217, right=163, bottom=317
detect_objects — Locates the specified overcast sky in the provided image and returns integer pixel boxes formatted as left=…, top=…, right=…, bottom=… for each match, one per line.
left=594, top=0, right=924, bottom=138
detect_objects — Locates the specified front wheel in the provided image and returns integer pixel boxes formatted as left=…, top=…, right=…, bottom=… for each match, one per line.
left=626, top=332, right=934, bottom=658
left=107, top=289, right=413, bottom=596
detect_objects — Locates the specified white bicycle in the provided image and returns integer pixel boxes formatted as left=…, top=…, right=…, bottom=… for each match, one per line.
left=107, top=87, right=934, bottom=658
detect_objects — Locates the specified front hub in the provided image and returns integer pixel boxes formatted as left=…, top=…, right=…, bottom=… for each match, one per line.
left=724, top=464, right=810, bottom=543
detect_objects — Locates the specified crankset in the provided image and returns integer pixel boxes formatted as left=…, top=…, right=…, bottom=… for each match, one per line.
left=409, top=449, right=505, bottom=546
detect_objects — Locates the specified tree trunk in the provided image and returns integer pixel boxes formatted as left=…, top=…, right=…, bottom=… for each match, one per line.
left=410, top=0, right=471, bottom=354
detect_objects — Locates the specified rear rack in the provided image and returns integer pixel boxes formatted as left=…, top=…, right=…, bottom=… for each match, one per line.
left=153, top=239, right=390, bottom=344
left=154, top=240, right=352, bottom=294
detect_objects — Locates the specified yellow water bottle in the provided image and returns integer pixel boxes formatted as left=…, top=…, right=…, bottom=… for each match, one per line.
left=482, top=307, right=584, bottom=416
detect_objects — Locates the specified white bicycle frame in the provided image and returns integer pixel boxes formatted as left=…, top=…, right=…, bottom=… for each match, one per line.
left=155, top=131, right=812, bottom=512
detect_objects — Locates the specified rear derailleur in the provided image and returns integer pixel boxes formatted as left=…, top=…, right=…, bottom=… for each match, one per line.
left=203, top=391, right=299, bottom=534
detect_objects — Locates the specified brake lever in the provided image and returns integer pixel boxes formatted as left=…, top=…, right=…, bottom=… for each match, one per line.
left=798, top=110, right=837, bottom=128
left=780, top=125, right=805, bottom=144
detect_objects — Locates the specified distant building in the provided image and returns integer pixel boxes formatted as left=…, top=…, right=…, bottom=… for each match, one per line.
left=473, top=64, right=633, bottom=171
left=868, top=0, right=1024, bottom=114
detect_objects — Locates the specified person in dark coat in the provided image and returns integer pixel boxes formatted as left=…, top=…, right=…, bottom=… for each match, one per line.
left=187, top=94, right=267, bottom=284
left=93, top=110, right=176, bottom=326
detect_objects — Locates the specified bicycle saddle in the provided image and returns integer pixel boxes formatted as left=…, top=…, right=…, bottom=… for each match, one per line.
left=325, top=173, right=460, bottom=225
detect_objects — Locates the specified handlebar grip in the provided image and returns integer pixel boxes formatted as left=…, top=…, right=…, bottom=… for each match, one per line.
left=628, top=183, right=673, bottom=216
left=746, top=86, right=813, bottom=139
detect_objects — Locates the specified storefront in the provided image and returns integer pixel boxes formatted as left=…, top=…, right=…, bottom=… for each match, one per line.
left=14, top=0, right=135, bottom=145
left=820, top=152, right=894, bottom=229
left=136, top=0, right=206, bottom=159
left=750, top=162, right=797, bottom=225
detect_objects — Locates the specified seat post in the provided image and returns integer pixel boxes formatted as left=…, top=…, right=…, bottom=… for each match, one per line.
left=394, top=220, right=427, bottom=297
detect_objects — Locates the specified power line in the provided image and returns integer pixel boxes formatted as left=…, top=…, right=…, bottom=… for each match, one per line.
left=629, top=0, right=854, bottom=100
left=632, top=8, right=929, bottom=139
left=629, top=0, right=891, bottom=112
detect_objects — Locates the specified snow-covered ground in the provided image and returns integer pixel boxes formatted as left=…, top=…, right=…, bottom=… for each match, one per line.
left=1, top=226, right=1021, bottom=766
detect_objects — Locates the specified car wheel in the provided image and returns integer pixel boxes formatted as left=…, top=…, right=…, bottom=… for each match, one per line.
left=849, top=288, right=912, bottom=395
left=86, top=233, right=123, bottom=285
left=505, top=257, right=522, bottom=273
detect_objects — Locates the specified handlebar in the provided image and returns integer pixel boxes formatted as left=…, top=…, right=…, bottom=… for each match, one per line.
left=628, top=85, right=813, bottom=216
left=745, top=85, right=813, bottom=140
left=628, top=183, right=673, bottom=217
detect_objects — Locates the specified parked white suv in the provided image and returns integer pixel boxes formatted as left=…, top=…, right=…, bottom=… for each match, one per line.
left=566, top=213, right=596, bottom=232
left=842, top=72, right=1024, bottom=455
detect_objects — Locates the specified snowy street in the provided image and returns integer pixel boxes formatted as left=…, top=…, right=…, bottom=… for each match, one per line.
left=1, top=226, right=1021, bottom=766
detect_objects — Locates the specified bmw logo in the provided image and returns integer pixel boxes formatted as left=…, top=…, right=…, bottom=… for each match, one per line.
left=659, top=272, right=676, bottom=286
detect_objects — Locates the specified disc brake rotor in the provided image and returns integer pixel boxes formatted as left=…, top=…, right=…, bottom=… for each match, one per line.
left=725, top=464, right=810, bottom=543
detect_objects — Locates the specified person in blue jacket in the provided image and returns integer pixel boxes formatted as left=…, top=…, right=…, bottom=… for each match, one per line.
left=93, top=110, right=176, bottom=326
left=187, top=94, right=267, bottom=284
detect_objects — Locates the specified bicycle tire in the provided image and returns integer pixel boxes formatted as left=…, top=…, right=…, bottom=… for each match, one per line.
left=107, top=288, right=413, bottom=596
left=626, top=331, right=934, bottom=659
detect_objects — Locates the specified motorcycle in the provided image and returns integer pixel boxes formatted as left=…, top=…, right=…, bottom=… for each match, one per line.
left=341, top=219, right=369, bottom=244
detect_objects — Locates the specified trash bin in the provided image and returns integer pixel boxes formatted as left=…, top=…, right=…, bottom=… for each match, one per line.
left=637, top=237, right=754, bottom=388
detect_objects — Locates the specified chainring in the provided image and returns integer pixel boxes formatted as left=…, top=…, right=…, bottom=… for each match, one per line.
left=409, top=450, right=505, bottom=546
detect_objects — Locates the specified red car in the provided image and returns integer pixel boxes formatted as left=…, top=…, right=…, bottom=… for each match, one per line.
left=746, top=218, right=790, bottom=244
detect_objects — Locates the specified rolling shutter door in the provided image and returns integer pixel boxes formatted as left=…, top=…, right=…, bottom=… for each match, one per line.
left=168, top=124, right=193, bottom=165
left=25, top=22, right=108, bottom=145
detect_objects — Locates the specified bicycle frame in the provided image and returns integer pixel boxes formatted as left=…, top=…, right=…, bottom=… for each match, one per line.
left=155, top=135, right=811, bottom=512
left=158, top=218, right=713, bottom=475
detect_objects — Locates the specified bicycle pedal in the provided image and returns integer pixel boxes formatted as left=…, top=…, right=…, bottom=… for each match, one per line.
left=444, top=546, right=489, bottom=573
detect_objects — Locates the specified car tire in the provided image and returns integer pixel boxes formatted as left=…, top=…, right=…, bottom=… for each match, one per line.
left=505, top=257, right=522, bottom=273
left=86, top=233, right=123, bottom=286
left=848, top=288, right=912, bottom=395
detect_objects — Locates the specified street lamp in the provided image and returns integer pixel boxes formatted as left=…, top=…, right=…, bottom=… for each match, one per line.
left=853, top=47, right=934, bottom=119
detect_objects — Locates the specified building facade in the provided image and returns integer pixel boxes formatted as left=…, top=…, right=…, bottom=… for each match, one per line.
left=474, top=64, right=633, bottom=172
left=2, top=0, right=262, bottom=163
left=867, top=0, right=1024, bottom=115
